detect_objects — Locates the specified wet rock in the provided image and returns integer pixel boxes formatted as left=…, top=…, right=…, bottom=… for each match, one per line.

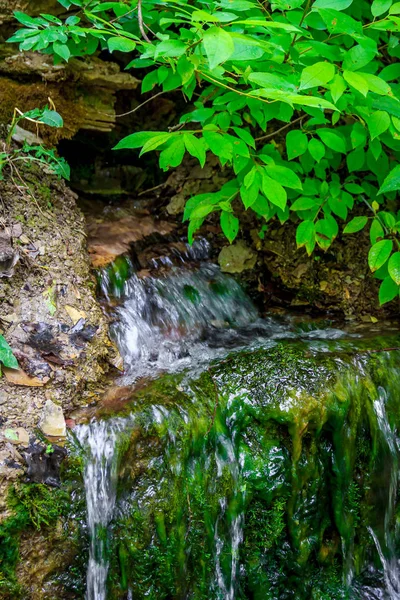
left=39, top=400, right=66, bottom=438
left=0, top=229, right=19, bottom=278
left=218, top=241, right=257, bottom=274
left=23, top=443, right=67, bottom=487
left=86, top=214, right=175, bottom=267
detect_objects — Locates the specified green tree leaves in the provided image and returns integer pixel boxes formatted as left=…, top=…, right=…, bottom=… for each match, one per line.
left=9, top=0, right=400, bottom=306
left=203, top=26, right=234, bottom=70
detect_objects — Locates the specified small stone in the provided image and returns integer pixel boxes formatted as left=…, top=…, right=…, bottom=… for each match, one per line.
left=15, top=427, right=30, bottom=446
left=39, top=400, right=66, bottom=437
left=0, top=391, right=8, bottom=405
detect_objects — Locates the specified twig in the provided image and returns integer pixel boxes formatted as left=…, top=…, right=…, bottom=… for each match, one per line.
left=255, top=115, right=304, bottom=143
left=138, top=0, right=151, bottom=43
left=137, top=182, right=166, bottom=196
left=101, top=90, right=167, bottom=119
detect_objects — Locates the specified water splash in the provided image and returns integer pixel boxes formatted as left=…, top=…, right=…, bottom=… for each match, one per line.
left=111, top=263, right=291, bottom=381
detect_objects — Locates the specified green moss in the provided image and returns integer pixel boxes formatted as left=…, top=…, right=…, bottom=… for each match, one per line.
left=0, top=483, right=69, bottom=598
left=91, top=344, right=400, bottom=598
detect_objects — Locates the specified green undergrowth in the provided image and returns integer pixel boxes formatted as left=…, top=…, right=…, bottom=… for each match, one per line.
left=0, top=442, right=86, bottom=599
left=98, top=341, right=400, bottom=598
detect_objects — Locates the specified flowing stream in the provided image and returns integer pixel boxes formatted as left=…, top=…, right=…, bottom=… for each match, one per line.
left=75, top=253, right=400, bottom=600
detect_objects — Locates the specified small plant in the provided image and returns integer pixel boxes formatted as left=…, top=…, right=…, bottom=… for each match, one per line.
left=1, top=105, right=70, bottom=182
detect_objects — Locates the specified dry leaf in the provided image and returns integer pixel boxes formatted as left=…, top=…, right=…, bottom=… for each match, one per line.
left=65, top=305, right=86, bottom=324
left=3, top=367, right=45, bottom=387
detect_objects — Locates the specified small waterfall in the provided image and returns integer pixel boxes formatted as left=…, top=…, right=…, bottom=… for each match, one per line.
left=76, top=419, right=131, bottom=600
left=214, top=431, right=244, bottom=600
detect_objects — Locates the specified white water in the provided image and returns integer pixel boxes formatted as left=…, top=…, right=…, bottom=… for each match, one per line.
left=368, top=387, right=400, bottom=600
left=76, top=419, right=131, bottom=600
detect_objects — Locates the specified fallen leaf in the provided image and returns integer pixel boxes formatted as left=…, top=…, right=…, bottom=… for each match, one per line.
left=65, top=305, right=86, bottom=325
left=3, top=367, right=45, bottom=387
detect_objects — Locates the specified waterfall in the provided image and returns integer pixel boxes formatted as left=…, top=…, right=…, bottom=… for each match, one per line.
left=73, top=257, right=400, bottom=600
left=76, top=419, right=131, bottom=600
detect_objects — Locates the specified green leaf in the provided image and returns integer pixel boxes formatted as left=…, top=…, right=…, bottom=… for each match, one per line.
left=378, top=164, right=400, bottom=195
left=343, top=45, right=376, bottom=72
left=38, top=109, right=63, bottom=128
left=188, top=218, right=204, bottom=245
left=53, top=41, right=70, bottom=61
left=0, top=335, right=18, bottom=369
left=351, top=123, right=367, bottom=149
left=328, top=196, right=347, bottom=220
left=343, top=70, right=368, bottom=97
left=183, top=134, right=206, bottom=167
left=296, top=220, right=315, bottom=255
left=367, top=111, right=390, bottom=140
left=347, top=147, right=365, bottom=172
left=308, top=138, right=325, bottom=162
left=232, top=127, right=255, bottom=149
left=140, top=133, right=172, bottom=155
left=220, top=211, right=239, bottom=243
left=203, top=131, right=232, bottom=160
left=265, top=165, right=302, bottom=190
left=159, top=137, right=185, bottom=171
left=388, top=251, right=400, bottom=284
left=371, top=0, right=393, bottom=15
left=248, top=72, right=296, bottom=93
left=290, top=197, right=319, bottom=211
left=343, top=216, right=368, bottom=233
left=299, top=62, right=335, bottom=90
left=203, top=26, right=234, bottom=70
left=286, top=130, right=308, bottom=160
left=330, top=75, right=346, bottom=104
left=14, top=11, right=40, bottom=28
left=370, top=218, right=385, bottom=244
left=113, top=131, right=166, bottom=150
left=379, top=276, right=399, bottom=305
left=318, top=8, right=362, bottom=36
left=313, top=0, right=353, bottom=9
left=107, top=36, right=136, bottom=53
left=368, top=239, right=393, bottom=272
left=360, top=73, right=392, bottom=95
left=261, top=174, right=287, bottom=210
left=317, top=129, right=346, bottom=153
left=315, top=216, right=338, bottom=249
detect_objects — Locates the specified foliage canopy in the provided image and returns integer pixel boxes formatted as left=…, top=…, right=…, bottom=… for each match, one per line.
left=9, top=0, right=400, bottom=304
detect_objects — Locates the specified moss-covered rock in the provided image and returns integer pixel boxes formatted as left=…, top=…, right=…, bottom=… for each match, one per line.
left=83, top=341, right=400, bottom=599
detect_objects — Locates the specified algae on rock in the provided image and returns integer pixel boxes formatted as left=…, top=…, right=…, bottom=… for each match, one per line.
left=77, top=341, right=400, bottom=599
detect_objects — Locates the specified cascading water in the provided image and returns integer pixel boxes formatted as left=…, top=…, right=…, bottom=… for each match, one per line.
left=76, top=419, right=132, bottom=600
left=74, top=250, right=400, bottom=600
